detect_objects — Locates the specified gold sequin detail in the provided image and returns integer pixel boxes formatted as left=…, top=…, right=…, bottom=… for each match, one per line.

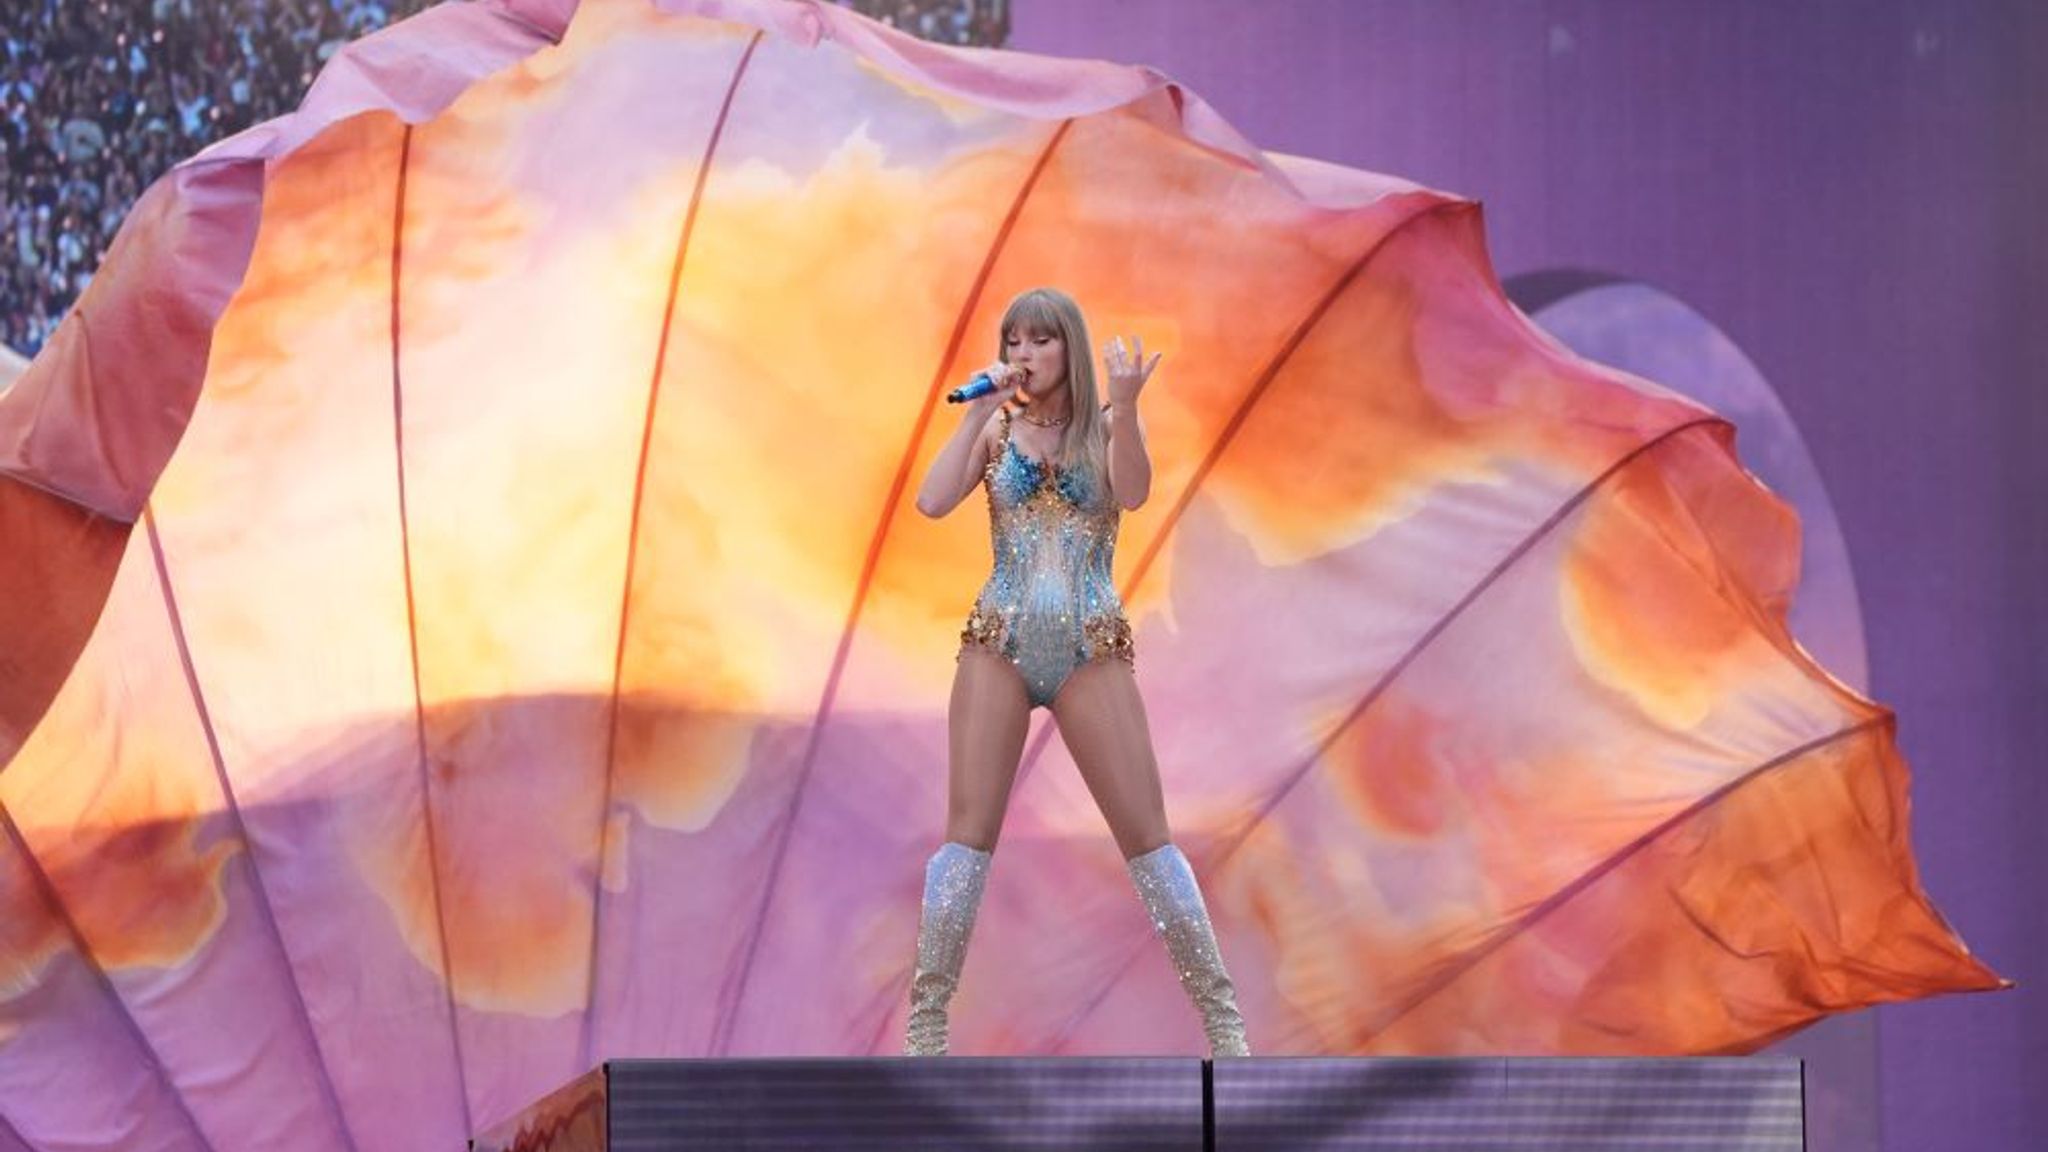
left=1082, top=612, right=1135, bottom=666
left=956, top=404, right=1136, bottom=706
left=957, top=602, right=1008, bottom=661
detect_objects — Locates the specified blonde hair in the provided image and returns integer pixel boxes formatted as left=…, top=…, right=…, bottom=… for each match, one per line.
left=998, top=287, right=1107, bottom=477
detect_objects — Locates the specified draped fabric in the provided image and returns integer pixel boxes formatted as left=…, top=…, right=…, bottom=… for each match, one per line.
left=0, top=1, right=2000, bottom=1148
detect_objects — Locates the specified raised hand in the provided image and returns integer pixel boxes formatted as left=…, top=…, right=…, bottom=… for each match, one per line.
left=1102, top=335, right=1161, bottom=407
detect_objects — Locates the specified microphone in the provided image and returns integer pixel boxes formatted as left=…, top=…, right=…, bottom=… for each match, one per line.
left=945, top=371, right=1004, bottom=404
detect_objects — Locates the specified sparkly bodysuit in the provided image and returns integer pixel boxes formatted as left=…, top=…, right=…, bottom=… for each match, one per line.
left=957, top=406, right=1135, bottom=707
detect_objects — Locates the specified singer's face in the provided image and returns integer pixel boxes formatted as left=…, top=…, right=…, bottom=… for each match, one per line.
left=1004, top=327, right=1067, bottom=399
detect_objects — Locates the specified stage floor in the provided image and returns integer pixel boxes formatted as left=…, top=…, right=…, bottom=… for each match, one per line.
left=473, top=1055, right=1806, bottom=1151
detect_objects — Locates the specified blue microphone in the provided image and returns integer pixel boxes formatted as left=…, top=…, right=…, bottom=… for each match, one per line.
left=945, top=371, right=1003, bottom=403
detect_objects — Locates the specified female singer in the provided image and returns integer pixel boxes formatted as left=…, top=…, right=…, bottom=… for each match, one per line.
left=903, top=287, right=1249, bottom=1057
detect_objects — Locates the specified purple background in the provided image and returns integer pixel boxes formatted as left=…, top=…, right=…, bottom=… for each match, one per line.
left=1012, top=2, right=2045, bottom=1150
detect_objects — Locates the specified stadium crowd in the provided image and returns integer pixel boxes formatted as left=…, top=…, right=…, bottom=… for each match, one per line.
left=1, top=0, right=1007, bottom=359
left=859, top=0, right=1007, bottom=46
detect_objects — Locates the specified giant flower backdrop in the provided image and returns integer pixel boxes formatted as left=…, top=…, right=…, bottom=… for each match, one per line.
left=0, top=2, right=2000, bottom=1149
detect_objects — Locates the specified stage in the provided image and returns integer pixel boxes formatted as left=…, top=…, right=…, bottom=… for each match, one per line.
left=474, top=1056, right=1806, bottom=1151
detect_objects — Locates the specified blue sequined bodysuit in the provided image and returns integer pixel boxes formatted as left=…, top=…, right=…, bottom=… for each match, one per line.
left=957, top=406, right=1135, bottom=708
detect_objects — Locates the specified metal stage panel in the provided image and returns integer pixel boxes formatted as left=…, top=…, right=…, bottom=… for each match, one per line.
left=1213, top=1057, right=1805, bottom=1151
left=472, top=1056, right=1805, bottom=1151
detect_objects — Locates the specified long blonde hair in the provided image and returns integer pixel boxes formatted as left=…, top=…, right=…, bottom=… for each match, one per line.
left=998, top=287, right=1107, bottom=477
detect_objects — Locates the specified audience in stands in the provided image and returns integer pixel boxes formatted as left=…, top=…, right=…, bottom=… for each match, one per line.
left=1, top=0, right=1007, bottom=358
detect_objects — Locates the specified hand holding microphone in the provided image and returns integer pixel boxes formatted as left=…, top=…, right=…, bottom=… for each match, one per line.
left=946, top=361, right=1026, bottom=404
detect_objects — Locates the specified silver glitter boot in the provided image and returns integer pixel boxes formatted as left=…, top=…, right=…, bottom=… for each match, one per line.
left=1127, top=843, right=1251, bottom=1057
left=904, top=841, right=993, bottom=1056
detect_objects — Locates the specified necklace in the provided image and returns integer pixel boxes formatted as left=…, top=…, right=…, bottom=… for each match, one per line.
left=1016, top=406, right=1069, bottom=428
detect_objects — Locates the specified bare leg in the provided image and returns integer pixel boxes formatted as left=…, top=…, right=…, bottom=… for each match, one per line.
left=946, top=646, right=1034, bottom=850
left=904, top=647, right=1033, bottom=1055
left=1051, top=657, right=1251, bottom=1057
left=1047, top=656, right=1170, bottom=859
